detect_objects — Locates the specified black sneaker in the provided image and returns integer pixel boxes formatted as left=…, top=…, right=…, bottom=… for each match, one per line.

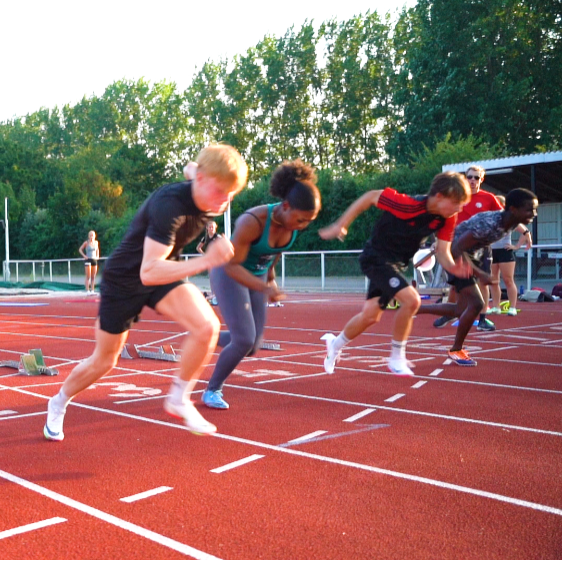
left=433, top=316, right=456, bottom=328
left=477, top=318, right=496, bottom=331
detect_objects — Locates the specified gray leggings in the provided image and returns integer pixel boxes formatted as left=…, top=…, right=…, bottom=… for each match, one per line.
left=207, top=266, right=267, bottom=392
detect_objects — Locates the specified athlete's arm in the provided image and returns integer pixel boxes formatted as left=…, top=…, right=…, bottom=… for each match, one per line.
left=78, top=241, right=87, bottom=258
left=435, top=239, right=472, bottom=278
left=139, top=235, right=234, bottom=286
left=223, top=213, right=285, bottom=300
left=513, top=223, right=532, bottom=250
left=319, top=190, right=383, bottom=241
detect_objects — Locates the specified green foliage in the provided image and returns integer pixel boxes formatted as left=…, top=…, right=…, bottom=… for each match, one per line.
left=1, top=7, right=559, bottom=260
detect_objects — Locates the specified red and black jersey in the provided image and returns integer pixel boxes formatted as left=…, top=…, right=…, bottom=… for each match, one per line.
left=360, top=188, right=456, bottom=266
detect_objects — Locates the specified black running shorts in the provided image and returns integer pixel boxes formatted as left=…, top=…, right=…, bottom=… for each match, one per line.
left=98, top=281, right=185, bottom=334
left=360, top=261, right=410, bottom=309
left=491, top=248, right=515, bottom=263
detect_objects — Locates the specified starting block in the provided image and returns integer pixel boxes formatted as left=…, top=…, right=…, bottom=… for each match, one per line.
left=260, top=341, right=281, bottom=351
left=121, top=344, right=180, bottom=362
left=0, top=349, right=59, bottom=376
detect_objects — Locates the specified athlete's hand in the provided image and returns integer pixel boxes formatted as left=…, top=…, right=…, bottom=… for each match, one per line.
left=449, top=256, right=472, bottom=279
left=204, top=236, right=234, bottom=268
left=319, top=223, right=347, bottom=242
left=183, top=162, right=198, bottom=181
left=265, top=279, right=286, bottom=303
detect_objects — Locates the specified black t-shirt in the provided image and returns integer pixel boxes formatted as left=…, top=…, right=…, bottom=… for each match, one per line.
left=199, top=231, right=220, bottom=253
left=360, top=188, right=456, bottom=267
left=102, top=181, right=210, bottom=293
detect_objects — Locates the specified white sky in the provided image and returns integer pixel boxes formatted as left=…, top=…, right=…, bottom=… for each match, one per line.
left=0, top=0, right=415, bottom=123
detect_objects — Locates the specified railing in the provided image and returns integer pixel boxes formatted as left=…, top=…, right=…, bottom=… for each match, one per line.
left=2, top=245, right=561, bottom=293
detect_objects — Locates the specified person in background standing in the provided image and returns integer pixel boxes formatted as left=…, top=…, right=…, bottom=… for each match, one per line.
left=79, top=231, right=100, bottom=294
left=488, top=195, right=532, bottom=316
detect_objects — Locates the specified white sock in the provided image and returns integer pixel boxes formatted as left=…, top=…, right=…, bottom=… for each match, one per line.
left=333, top=332, right=350, bottom=353
left=169, top=378, right=189, bottom=403
left=390, top=340, right=407, bottom=362
left=52, top=389, right=72, bottom=410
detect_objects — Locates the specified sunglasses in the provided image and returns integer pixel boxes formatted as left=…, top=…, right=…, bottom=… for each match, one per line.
left=466, top=174, right=481, bottom=180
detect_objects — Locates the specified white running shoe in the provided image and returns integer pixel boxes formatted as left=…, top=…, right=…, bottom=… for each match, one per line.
left=321, top=333, right=341, bottom=374
left=164, top=399, right=217, bottom=435
left=388, top=358, right=414, bottom=377
left=507, top=307, right=517, bottom=316
left=43, top=397, right=66, bottom=441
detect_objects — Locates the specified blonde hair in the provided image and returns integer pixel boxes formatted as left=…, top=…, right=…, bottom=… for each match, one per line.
left=429, top=172, right=471, bottom=203
left=466, top=165, right=485, bottom=177
left=196, top=144, right=248, bottom=193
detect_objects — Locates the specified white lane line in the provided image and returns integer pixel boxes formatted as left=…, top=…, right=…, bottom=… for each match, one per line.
left=0, top=470, right=219, bottom=560
left=443, top=359, right=453, bottom=365
left=7, top=384, right=562, bottom=437
left=412, top=381, right=427, bottom=389
left=255, top=372, right=328, bottom=384
left=385, top=394, right=405, bottom=403
left=0, top=411, right=46, bottom=421
left=3, top=389, right=562, bottom=517
left=285, top=431, right=328, bottom=444
left=344, top=408, right=376, bottom=422
left=210, top=454, right=265, bottom=474
left=120, top=486, right=173, bottom=503
left=428, top=369, right=443, bottom=377
left=0, top=517, right=66, bottom=540
left=0, top=410, right=18, bottom=416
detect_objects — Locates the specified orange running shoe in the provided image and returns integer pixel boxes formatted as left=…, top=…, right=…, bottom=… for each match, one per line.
left=448, top=349, right=477, bottom=366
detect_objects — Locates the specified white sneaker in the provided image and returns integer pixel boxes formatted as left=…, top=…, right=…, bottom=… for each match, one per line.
left=43, top=397, right=66, bottom=441
left=507, top=307, right=517, bottom=316
left=388, top=358, right=414, bottom=377
left=321, top=333, right=341, bottom=374
left=164, top=398, right=217, bottom=435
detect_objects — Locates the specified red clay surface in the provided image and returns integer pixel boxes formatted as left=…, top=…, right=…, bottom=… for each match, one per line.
left=1, top=292, right=561, bottom=559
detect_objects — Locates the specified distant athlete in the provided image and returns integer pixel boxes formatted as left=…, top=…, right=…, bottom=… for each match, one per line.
left=417, top=188, right=538, bottom=366
left=44, top=145, right=248, bottom=441
left=319, top=172, right=472, bottom=377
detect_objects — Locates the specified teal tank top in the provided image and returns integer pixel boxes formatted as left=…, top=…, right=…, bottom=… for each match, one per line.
left=242, top=203, right=298, bottom=276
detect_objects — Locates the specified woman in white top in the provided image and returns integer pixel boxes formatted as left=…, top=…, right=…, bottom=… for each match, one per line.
left=489, top=196, right=532, bottom=316
left=79, top=231, right=100, bottom=294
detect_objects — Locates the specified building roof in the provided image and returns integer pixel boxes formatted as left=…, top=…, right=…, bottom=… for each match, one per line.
left=442, top=151, right=562, bottom=203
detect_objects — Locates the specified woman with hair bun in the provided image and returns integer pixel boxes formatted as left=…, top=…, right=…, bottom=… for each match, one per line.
left=202, top=159, right=321, bottom=410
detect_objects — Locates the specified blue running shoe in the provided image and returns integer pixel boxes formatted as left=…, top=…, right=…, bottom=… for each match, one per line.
left=202, top=390, right=229, bottom=410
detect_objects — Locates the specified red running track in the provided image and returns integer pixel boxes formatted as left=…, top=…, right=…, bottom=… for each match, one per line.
left=0, top=292, right=561, bottom=559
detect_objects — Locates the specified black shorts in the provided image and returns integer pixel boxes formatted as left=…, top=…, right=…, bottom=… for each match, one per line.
left=360, top=260, right=409, bottom=309
left=85, top=258, right=98, bottom=266
left=447, top=273, right=477, bottom=293
left=492, top=248, right=515, bottom=263
left=98, top=281, right=185, bottom=334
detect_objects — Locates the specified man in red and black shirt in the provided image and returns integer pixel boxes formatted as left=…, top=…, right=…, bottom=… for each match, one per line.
left=319, top=172, right=472, bottom=377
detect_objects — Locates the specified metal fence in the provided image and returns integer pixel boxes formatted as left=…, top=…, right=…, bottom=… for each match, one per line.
left=2, top=245, right=561, bottom=293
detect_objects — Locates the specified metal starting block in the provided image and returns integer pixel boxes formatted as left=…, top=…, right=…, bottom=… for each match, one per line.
left=121, top=344, right=180, bottom=362
left=260, top=342, right=281, bottom=351
left=0, top=349, right=59, bottom=376
left=121, top=340, right=281, bottom=360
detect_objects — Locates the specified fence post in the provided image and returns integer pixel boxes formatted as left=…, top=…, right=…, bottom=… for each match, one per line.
left=49, top=261, right=53, bottom=282
left=68, top=261, right=72, bottom=284
left=281, top=254, right=285, bottom=288
left=32, top=262, right=36, bottom=281
left=321, top=252, right=325, bottom=290
left=16, top=262, right=19, bottom=283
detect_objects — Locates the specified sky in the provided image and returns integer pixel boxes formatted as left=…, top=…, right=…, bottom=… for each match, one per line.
left=0, top=0, right=415, bottom=123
